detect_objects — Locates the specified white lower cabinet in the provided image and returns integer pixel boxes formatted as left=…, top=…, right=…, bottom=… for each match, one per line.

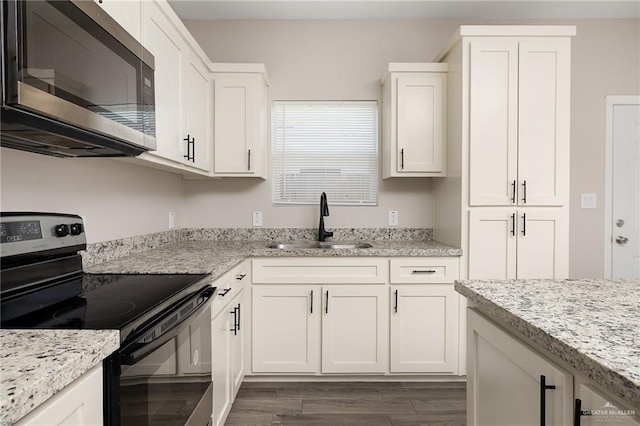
left=251, top=257, right=460, bottom=376
left=211, top=262, right=249, bottom=426
left=322, top=286, right=388, bottom=373
left=390, top=285, right=458, bottom=373
left=16, top=365, right=103, bottom=426
left=468, top=208, right=568, bottom=279
left=251, top=284, right=388, bottom=374
left=575, top=382, right=640, bottom=426
left=252, top=286, right=320, bottom=373
left=468, top=308, right=573, bottom=425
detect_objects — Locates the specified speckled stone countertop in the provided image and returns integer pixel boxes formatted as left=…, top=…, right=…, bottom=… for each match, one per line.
left=85, top=239, right=462, bottom=276
left=455, top=279, right=640, bottom=410
left=0, top=329, right=119, bottom=426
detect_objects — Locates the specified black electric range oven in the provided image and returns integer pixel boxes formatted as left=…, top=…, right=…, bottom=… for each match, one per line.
left=0, top=213, right=215, bottom=426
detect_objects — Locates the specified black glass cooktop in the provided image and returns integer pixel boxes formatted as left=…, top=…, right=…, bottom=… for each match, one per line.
left=1, top=273, right=211, bottom=342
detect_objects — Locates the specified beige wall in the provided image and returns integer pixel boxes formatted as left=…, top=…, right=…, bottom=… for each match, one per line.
left=1, top=18, right=637, bottom=278
left=184, top=18, right=639, bottom=277
left=183, top=20, right=455, bottom=229
left=0, top=148, right=184, bottom=243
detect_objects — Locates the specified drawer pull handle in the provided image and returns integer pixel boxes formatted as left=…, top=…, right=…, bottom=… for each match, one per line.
left=325, top=290, right=329, bottom=314
left=236, top=273, right=247, bottom=280
left=394, top=289, right=398, bottom=313
left=412, top=270, right=436, bottom=274
left=219, top=288, right=232, bottom=297
left=310, top=290, right=314, bottom=314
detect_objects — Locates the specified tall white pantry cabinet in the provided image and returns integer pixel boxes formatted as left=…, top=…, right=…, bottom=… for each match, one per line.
left=432, top=25, right=575, bottom=372
left=434, top=26, right=574, bottom=280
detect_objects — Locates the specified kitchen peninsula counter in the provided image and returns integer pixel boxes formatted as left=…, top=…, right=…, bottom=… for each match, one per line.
left=0, top=329, right=119, bottom=426
left=455, top=278, right=640, bottom=412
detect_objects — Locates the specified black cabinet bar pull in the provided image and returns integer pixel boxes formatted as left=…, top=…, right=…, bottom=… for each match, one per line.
left=310, top=290, right=314, bottom=314
left=248, top=149, right=251, bottom=171
left=325, top=290, right=329, bottom=314
left=412, top=270, right=436, bottom=274
left=511, top=213, right=516, bottom=236
left=183, top=135, right=195, bottom=162
left=394, top=289, right=398, bottom=313
left=219, top=288, right=232, bottom=297
left=540, top=375, right=556, bottom=426
left=523, top=180, right=527, bottom=204
left=230, top=307, right=237, bottom=335
left=400, top=149, right=404, bottom=169
left=235, top=273, right=247, bottom=280
left=522, top=213, right=527, bottom=236
left=236, top=303, right=241, bottom=331
left=574, top=398, right=582, bottom=426
left=511, top=180, right=517, bottom=203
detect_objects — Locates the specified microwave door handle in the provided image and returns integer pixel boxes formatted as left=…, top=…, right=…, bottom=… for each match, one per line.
left=120, top=288, right=214, bottom=365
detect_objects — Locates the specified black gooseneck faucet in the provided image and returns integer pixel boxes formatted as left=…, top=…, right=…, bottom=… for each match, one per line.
left=318, top=192, right=333, bottom=242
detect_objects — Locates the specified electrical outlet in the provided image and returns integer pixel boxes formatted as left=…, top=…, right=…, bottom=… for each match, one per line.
left=253, top=211, right=263, bottom=227
left=389, top=210, right=399, bottom=226
left=168, top=212, right=175, bottom=229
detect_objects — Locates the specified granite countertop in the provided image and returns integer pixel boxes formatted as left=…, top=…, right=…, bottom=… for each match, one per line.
left=455, top=278, right=640, bottom=410
left=0, top=329, right=119, bottom=426
left=2, top=238, right=459, bottom=424
left=84, top=239, right=462, bottom=276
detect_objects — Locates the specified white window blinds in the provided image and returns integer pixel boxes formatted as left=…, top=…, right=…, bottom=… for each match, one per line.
left=272, top=101, right=378, bottom=206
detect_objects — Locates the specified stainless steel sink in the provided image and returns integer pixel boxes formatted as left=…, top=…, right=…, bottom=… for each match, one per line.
left=266, top=242, right=373, bottom=250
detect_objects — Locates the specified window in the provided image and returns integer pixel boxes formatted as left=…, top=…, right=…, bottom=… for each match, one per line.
left=272, top=101, right=378, bottom=206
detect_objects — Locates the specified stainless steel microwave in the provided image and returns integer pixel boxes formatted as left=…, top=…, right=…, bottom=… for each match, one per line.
left=0, top=0, right=156, bottom=157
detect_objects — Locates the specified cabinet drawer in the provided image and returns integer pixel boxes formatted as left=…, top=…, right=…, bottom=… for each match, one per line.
left=252, top=258, right=388, bottom=284
left=212, top=260, right=251, bottom=316
left=390, top=257, right=458, bottom=283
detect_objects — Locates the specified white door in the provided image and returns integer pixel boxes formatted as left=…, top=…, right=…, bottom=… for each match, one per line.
left=230, top=293, right=245, bottom=398
left=468, top=39, right=519, bottom=206
left=396, top=75, right=444, bottom=173
left=608, top=99, right=640, bottom=278
left=517, top=209, right=569, bottom=279
left=211, top=310, right=231, bottom=426
left=469, top=309, right=574, bottom=426
left=251, top=286, right=320, bottom=373
left=185, top=49, right=213, bottom=172
left=468, top=209, right=517, bottom=279
left=141, top=1, right=185, bottom=163
left=322, top=286, right=388, bottom=373
left=390, top=286, right=458, bottom=373
left=517, top=39, right=571, bottom=207
left=213, top=77, right=256, bottom=174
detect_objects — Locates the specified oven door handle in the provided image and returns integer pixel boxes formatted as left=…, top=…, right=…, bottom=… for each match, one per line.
left=120, top=287, right=214, bottom=365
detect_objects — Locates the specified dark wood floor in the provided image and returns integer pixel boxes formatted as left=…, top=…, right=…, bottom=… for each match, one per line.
left=225, top=382, right=466, bottom=426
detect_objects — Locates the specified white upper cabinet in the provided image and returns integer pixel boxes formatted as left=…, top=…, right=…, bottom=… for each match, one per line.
left=212, top=65, right=269, bottom=178
left=469, top=38, right=571, bottom=206
left=141, top=0, right=185, bottom=163
left=184, top=49, right=213, bottom=172
left=94, top=0, right=141, bottom=42
left=382, top=63, right=447, bottom=178
left=135, top=0, right=213, bottom=176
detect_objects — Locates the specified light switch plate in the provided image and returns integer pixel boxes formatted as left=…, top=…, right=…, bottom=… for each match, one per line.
left=581, top=193, right=597, bottom=209
left=253, top=211, right=263, bottom=227
left=169, top=212, right=175, bottom=229
left=389, top=210, right=399, bottom=226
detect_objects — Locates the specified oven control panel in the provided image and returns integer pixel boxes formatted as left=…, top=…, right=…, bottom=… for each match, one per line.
left=0, top=213, right=87, bottom=258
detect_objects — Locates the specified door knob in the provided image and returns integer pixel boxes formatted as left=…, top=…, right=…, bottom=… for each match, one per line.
left=615, top=236, right=629, bottom=245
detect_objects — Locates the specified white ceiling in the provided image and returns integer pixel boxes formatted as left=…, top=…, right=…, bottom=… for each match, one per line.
left=167, top=0, right=640, bottom=20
